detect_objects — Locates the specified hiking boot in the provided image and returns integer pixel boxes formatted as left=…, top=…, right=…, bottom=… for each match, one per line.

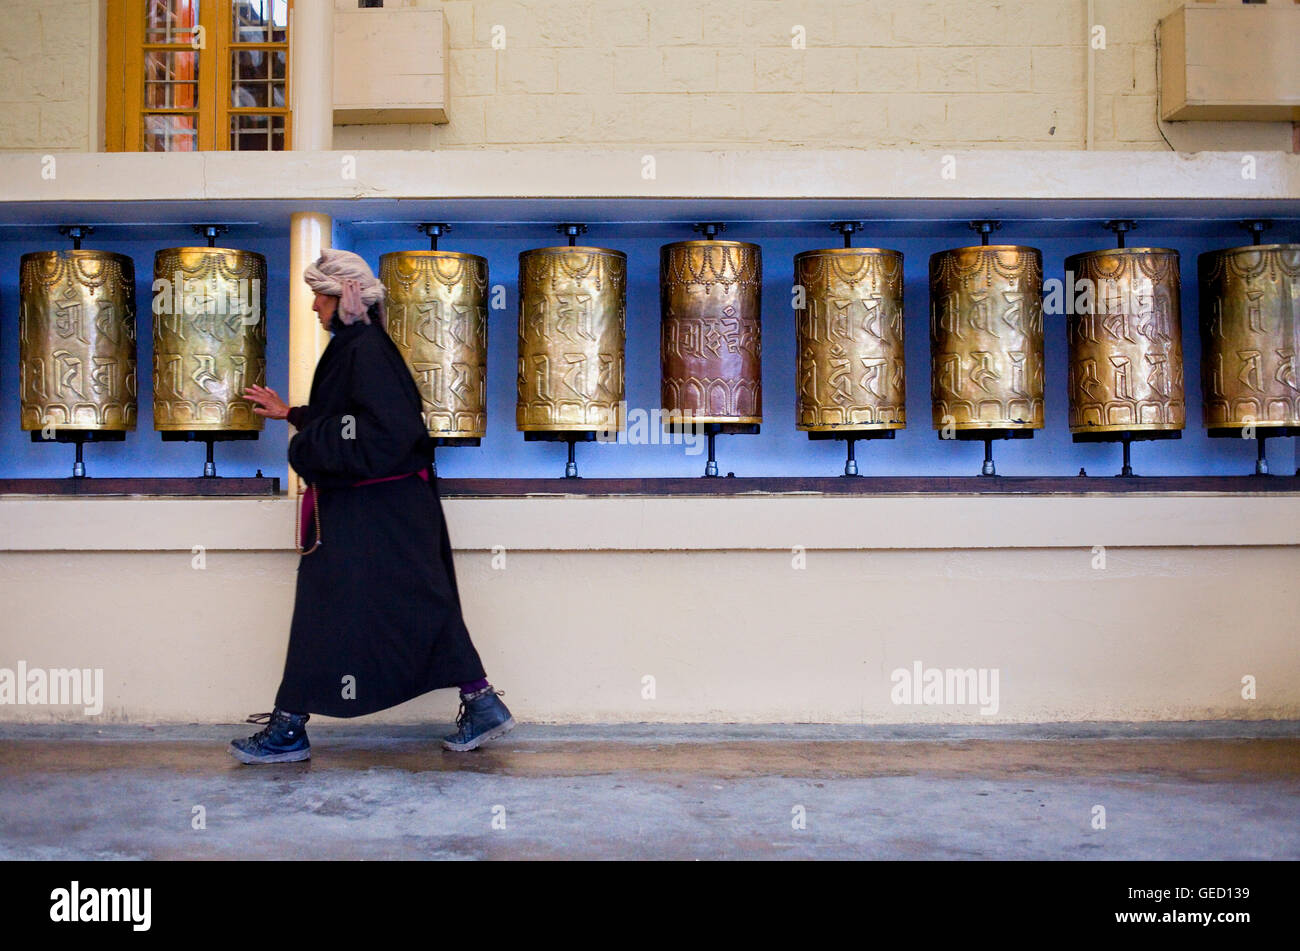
left=442, top=686, right=516, bottom=752
left=228, top=708, right=311, bottom=764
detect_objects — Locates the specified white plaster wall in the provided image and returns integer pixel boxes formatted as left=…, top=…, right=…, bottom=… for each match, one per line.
left=0, top=495, right=1296, bottom=724
left=0, top=545, right=1295, bottom=725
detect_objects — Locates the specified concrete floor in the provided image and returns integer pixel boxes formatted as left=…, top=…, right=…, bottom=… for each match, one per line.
left=1, top=722, right=1297, bottom=860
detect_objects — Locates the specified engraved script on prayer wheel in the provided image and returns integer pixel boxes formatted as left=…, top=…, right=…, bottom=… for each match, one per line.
left=380, top=250, right=489, bottom=439
left=928, top=245, right=1044, bottom=430
left=19, top=250, right=138, bottom=431
left=795, top=248, right=905, bottom=431
left=516, top=246, right=626, bottom=432
left=153, top=247, right=267, bottom=431
left=1198, top=243, right=1300, bottom=430
left=1065, top=248, right=1184, bottom=433
left=660, top=240, right=762, bottom=425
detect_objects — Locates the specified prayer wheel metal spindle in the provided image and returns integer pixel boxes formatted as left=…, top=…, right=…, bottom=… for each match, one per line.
left=380, top=243, right=489, bottom=469
left=153, top=241, right=268, bottom=476
left=929, top=223, right=1044, bottom=476
left=1066, top=221, right=1183, bottom=477
left=517, top=224, right=626, bottom=478
left=795, top=222, right=904, bottom=476
left=1198, top=225, right=1300, bottom=475
left=20, top=229, right=137, bottom=477
left=661, top=223, right=762, bottom=476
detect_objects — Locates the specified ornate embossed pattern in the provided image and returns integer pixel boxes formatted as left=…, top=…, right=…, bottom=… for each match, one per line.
left=660, top=240, right=762, bottom=424
left=516, top=246, right=625, bottom=432
left=153, top=247, right=267, bottom=431
left=1065, top=248, right=1184, bottom=433
left=19, top=250, right=138, bottom=431
left=1198, top=244, right=1300, bottom=429
left=381, top=251, right=489, bottom=439
left=795, top=248, right=905, bottom=432
left=929, top=245, right=1044, bottom=430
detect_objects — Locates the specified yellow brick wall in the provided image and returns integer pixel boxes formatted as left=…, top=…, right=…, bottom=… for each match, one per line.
left=336, top=0, right=1295, bottom=152
left=0, top=0, right=1294, bottom=153
left=0, top=0, right=99, bottom=151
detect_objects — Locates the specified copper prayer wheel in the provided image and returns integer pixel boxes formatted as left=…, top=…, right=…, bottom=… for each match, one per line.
left=929, top=245, right=1044, bottom=430
left=152, top=246, right=267, bottom=431
left=1065, top=248, right=1184, bottom=433
left=660, top=239, right=762, bottom=427
left=19, top=249, right=138, bottom=431
left=794, top=247, right=905, bottom=432
left=380, top=250, right=489, bottom=440
left=1198, top=243, right=1300, bottom=431
left=516, top=245, right=626, bottom=433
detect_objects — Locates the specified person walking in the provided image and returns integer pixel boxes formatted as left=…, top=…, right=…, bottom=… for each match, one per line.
left=230, top=248, right=514, bottom=763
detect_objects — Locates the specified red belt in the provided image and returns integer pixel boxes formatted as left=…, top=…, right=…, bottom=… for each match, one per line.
left=299, top=468, right=430, bottom=550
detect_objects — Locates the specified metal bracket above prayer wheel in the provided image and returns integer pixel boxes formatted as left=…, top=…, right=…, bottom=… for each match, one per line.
left=56, top=224, right=94, bottom=249
left=194, top=224, right=230, bottom=246
left=416, top=222, right=452, bottom=250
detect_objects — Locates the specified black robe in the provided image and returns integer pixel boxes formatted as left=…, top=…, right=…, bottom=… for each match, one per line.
left=274, top=317, right=486, bottom=717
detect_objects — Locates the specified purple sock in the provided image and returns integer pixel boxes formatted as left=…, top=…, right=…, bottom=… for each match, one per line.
left=459, top=678, right=490, bottom=695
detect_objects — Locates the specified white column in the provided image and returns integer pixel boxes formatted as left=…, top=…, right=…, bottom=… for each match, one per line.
left=290, top=0, right=334, bottom=150
left=287, top=211, right=332, bottom=496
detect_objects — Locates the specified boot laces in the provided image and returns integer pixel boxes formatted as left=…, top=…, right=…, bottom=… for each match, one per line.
left=454, top=689, right=505, bottom=736
left=242, top=710, right=306, bottom=744
left=454, top=700, right=469, bottom=735
left=242, top=711, right=279, bottom=744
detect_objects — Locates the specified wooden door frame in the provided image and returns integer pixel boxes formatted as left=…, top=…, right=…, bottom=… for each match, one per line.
left=106, top=0, right=292, bottom=151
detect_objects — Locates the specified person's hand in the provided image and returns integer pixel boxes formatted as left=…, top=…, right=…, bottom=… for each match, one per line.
left=244, top=384, right=290, bottom=420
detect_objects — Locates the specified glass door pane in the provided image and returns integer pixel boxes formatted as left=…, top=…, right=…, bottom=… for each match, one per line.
left=145, top=0, right=200, bottom=43
left=233, top=0, right=288, bottom=43
left=230, top=113, right=285, bottom=151
left=143, top=114, right=199, bottom=151
left=144, top=49, right=199, bottom=108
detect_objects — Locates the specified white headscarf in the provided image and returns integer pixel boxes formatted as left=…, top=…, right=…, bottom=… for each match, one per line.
left=303, top=248, right=387, bottom=328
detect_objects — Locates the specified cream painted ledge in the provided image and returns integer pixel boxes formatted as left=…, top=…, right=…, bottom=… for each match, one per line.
left=0, top=495, right=1298, bottom=552
left=0, top=149, right=1297, bottom=203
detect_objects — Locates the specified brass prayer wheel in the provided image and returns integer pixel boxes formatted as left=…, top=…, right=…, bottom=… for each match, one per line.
left=929, top=245, right=1044, bottom=430
left=380, top=250, right=489, bottom=439
left=794, top=247, right=905, bottom=431
left=660, top=239, right=762, bottom=427
left=153, top=246, right=267, bottom=431
left=1198, top=243, right=1300, bottom=431
left=1065, top=248, right=1184, bottom=433
left=516, top=245, right=626, bottom=432
left=19, top=249, right=138, bottom=431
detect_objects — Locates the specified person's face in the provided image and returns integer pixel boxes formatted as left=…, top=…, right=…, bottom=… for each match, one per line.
left=312, top=292, right=337, bottom=330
